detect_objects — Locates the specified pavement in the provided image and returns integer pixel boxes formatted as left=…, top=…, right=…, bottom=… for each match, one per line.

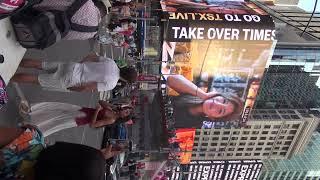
left=0, top=39, right=106, bottom=149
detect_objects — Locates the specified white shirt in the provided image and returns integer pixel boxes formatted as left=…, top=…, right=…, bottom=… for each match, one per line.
left=75, top=57, right=120, bottom=91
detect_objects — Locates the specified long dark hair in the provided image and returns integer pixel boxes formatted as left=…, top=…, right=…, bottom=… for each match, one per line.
left=173, top=93, right=244, bottom=121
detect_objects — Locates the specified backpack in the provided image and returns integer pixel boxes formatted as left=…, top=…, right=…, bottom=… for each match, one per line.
left=11, top=0, right=99, bottom=49
left=0, top=0, right=41, bottom=20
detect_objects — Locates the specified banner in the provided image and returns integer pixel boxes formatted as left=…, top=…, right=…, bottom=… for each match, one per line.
left=171, top=160, right=263, bottom=180
left=160, top=0, right=276, bottom=128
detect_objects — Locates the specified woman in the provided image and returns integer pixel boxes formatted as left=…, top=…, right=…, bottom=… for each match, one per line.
left=154, top=75, right=244, bottom=128
left=26, top=100, right=133, bottom=137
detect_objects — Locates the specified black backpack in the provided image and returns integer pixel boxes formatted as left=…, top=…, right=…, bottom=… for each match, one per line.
left=10, top=0, right=99, bottom=49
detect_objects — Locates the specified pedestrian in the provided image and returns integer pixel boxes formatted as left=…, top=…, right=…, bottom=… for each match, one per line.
left=11, top=53, right=138, bottom=92
left=0, top=125, right=121, bottom=180
left=32, top=0, right=109, bottom=40
left=25, top=100, right=134, bottom=137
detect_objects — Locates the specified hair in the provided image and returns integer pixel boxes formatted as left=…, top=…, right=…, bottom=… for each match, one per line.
left=35, top=142, right=105, bottom=180
left=120, top=66, right=138, bottom=83
left=174, top=93, right=244, bottom=121
left=93, top=1, right=108, bottom=18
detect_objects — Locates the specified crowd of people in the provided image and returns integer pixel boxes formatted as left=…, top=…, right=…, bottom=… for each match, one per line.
left=0, top=0, right=143, bottom=179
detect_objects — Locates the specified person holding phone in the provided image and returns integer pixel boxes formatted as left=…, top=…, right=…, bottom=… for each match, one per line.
left=0, top=125, right=122, bottom=180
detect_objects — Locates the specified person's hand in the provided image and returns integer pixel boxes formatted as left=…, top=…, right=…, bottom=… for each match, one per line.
left=101, top=145, right=122, bottom=160
left=96, top=104, right=103, bottom=111
left=203, top=91, right=219, bottom=100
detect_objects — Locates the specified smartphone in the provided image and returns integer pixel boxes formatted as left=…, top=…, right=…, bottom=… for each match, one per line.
left=108, top=139, right=132, bottom=152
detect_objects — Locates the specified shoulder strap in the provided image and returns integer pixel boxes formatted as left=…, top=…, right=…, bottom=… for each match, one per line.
left=66, top=0, right=99, bottom=32
left=70, top=23, right=99, bottom=32
left=66, top=0, right=90, bottom=18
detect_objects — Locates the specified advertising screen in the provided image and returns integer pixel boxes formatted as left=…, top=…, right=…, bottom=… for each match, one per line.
left=161, top=1, right=276, bottom=128
left=171, top=160, right=263, bottom=180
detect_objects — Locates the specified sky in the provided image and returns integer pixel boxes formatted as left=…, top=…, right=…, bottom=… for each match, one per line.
left=298, top=0, right=320, bottom=12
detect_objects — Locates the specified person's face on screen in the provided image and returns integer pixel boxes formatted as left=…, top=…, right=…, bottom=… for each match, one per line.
left=202, top=96, right=235, bottom=119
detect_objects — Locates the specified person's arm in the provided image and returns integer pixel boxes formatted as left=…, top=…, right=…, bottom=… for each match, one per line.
left=90, top=117, right=116, bottom=128
left=80, top=53, right=100, bottom=63
left=67, top=82, right=98, bottom=92
left=98, top=100, right=114, bottom=111
left=100, top=145, right=122, bottom=160
left=90, top=104, right=102, bottom=127
left=167, top=75, right=214, bottom=100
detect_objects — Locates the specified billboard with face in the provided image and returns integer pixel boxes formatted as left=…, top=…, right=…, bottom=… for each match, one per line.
left=161, top=1, right=276, bottom=129
left=147, top=0, right=276, bottom=165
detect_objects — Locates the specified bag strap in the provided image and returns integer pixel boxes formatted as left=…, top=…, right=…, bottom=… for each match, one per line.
left=70, top=23, right=98, bottom=32
left=66, top=0, right=90, bottom=18
left=66, top=0, right=99, bottom=32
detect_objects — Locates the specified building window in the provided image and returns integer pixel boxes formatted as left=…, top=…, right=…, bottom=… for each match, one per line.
left=280, top=152, right=286, bottom=156
left=222, top=137, right=229, bottom=141
left=258, top=142, right=264, bottom=146
left=264, top=125, right=271, bottom=129
left=254, top=125, right=262, bottom=129
left=256, top=147, right=262, bottom=151
left=269, top=137, right=276, bottom=140
left=247, top=148, right=253, bottom=151
left=211, top=143, right=217, bottom=146
left=238, top=148, right=244, bottom=151
left=223, top=131, right=230, bottom=135
left=245, top=153, right=251, bottom=156
left=287, top=136, right=294, bottom=140
left=292, top=124, right=300, bottom=129
left=290, top=130, right=297, bottom=134
left=241, top=137, right=247, bottom=140
left=228, top=148, right=235, bottom=151
left=273, top=125, right=281, bottom=129
left=267, top=142, right=273, bottom=146
left=227, top=153, right=233, bottom=156
left=271, top=131, right=278, bottom=134
left=254, top=153, right=260, bottom=156
left=236, top=153, right=242, bottom=156
left=213, top=131, right=220, bottom=135
left=250, top=137, right=257, bottom=140
left=252, top=131, right=259, bottom=135
left=260, top=137, right=267, bottom=140
left=263, top=153, right=269, bottom=156
left=243, top=131, right=250, bottom=135
left=265, top=147, right=272, bottom=151
left=212, top=137, right=219, bottom=141
left=248, top=142, right=255, bottom=146
left=233, top=131, right=240, bottom=135
left=202, top=143, right=208, bottom=146
left=221, top=143, right=227, bottom=146
left=262, top=131, right=268, bottom=134
left=239, top=142, right=245, bottom=146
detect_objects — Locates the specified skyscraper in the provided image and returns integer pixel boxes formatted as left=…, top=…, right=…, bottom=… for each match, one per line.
left=191, top=109, right=319, bottom=161
left=255, top=65, right=320, bottom=109
left=259, top=132, right=320, bottom=180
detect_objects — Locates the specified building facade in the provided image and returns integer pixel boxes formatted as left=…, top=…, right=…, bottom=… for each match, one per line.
left=253, top=1, right=320, bottom=41
left=255, top=65, right=320, bottom=109
left=259, top=132, right=320, bottom=180
left=191, top=109, right=319, bottom=160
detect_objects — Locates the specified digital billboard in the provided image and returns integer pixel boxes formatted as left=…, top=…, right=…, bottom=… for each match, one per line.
left=171, top=160, right=263, bottom=180
left=160, top=1, right=276, bottom=128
